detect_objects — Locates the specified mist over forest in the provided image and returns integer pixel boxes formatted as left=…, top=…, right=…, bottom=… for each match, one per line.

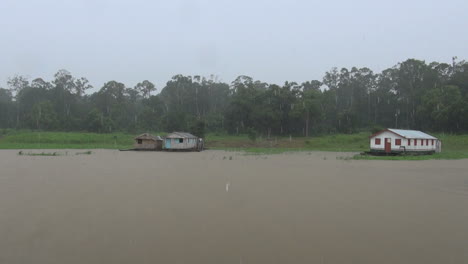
left=1, top=58, right=467, bottom=136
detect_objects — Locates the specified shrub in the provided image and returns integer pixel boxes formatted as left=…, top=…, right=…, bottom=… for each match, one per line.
left=246, top=128, right=257, bottom=141
left=371, top=125, right=384, bottom=134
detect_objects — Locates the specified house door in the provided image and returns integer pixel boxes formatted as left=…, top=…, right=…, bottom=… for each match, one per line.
left=165, top=139, right=171, bottom=149
left=385, top=138, right=391, bottom=153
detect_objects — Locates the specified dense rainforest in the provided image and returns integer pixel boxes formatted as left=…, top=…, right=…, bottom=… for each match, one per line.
left=1, top=58, right=467, bottom=137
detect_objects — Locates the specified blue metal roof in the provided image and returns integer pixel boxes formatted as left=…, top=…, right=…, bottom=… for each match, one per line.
left=387, top=129, right=437, bottom=139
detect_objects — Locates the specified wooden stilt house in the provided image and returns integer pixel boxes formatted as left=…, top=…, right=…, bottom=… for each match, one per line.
left=134, top=133, right=163, bottom=150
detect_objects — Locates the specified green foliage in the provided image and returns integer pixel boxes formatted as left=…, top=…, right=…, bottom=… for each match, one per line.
left=135, top=80, right=156, bottom=98
left=1, top=58, right=468, bottom=135
left=246, top=128, right=257, bottom=141
left=418, top=85, right=465, bottom=132
left=75, top=150, right=92, bottom=155
left=85, top=108, right=114, bottom=133
left=28, top=101, right=58, bottom=130
left=371, top=125, right=384, bottom=134
left=2, top=131, right=468, bottom=161
left=206, top=132, right=370, bottom=152
left=0, top=131, right=134, bottom=149
left=18, top=151, right=62, bottom=156
left=190, top=120, right=206, bottom=138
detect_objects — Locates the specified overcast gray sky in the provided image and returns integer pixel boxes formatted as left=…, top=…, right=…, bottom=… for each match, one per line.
left=1, top=0, right=467, bottom=92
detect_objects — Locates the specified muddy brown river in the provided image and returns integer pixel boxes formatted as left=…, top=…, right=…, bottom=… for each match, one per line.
left=0, top=150, right=467, bottom=264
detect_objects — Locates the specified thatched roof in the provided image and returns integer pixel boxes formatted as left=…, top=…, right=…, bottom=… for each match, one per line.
left=134, top=133, right=163, bottom=141
left=165, top=132, right=198, bottom=139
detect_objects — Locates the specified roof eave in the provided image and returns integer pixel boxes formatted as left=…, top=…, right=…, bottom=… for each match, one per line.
left=369, top=129, right=407, bottom=139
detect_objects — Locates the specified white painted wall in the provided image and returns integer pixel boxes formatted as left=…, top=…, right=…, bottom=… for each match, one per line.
left=168, top=138, right=198, bottom=149
left=370, top=131, right=437, bottom=152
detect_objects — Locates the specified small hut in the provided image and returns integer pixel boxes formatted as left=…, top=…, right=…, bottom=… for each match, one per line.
left=369, top=128, right=441, bottom=154
left=134, top=133, right=163, bottom=150
left=164, top=132, right=202, bottom=151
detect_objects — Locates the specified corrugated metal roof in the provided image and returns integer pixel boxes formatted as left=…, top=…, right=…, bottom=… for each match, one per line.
left=165, top=132, right=198, bottom=139
left=387, top=129, right=437, bottom=139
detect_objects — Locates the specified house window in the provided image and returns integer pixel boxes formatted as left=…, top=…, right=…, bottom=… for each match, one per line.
left=137, top=139, right=142, bottom=144
left=426, top=139, right=429, bottom=146
left=375, top=138, right=381, bottom=145
left=432, top=139, right=434, bottom=146
left=179, top=138, right=183, bottom=143
left=414, top=139, right=417, bottom=146
left=395, top=139, right=401, bottom=146
left=408, top=139, right=411, bottom=146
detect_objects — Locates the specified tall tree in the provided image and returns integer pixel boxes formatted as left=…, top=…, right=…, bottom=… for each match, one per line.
left=135, top=80, right=156, bottom=98
left=7, top=75, right=30, bottom=128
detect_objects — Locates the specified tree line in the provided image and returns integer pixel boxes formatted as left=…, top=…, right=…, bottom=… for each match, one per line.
left=1, top=58, right=467, bottom=137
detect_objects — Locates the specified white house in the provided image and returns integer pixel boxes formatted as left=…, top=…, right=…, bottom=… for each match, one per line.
left=369, top=129, right=441, bottom=154
left=164, top=132, right=202, bottom=151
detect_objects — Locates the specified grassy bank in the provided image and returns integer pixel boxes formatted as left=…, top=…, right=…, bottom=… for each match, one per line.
left=0, top=131, right=370, bottom=151
left=205, top=132, right=369, bottom=152
left=1, top=130, right=467, bottom=160
left=0, top=131, right=135, bottom=149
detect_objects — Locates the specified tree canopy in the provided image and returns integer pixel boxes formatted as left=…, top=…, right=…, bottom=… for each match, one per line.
left=1, top=58, right=467, bottom=136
